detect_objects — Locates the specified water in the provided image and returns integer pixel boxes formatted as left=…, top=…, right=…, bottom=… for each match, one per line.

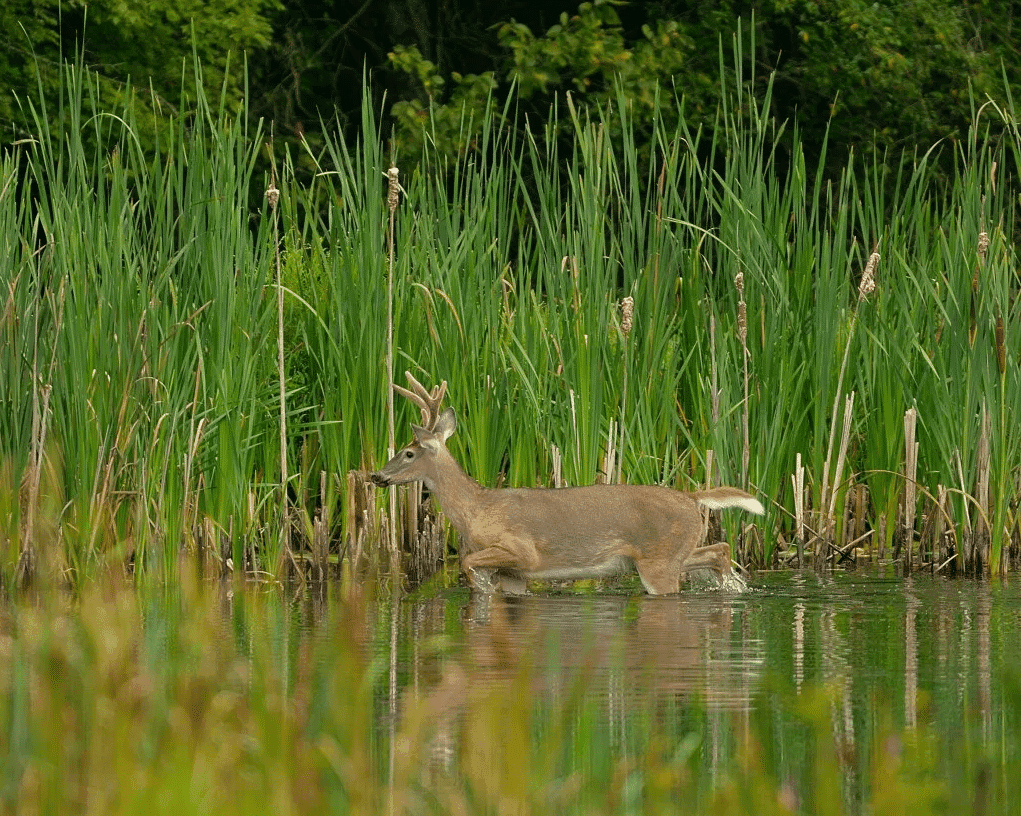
left=359, top=570, right=1021, bottom=812
left=9, top=571, right=1019, bottom=813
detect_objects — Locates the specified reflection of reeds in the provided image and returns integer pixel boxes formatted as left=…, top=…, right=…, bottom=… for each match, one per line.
left=2, top=579, right=1017, bottom=813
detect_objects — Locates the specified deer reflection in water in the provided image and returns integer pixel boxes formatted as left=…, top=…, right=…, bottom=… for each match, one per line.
left=397, top=592, right=764, bottom=789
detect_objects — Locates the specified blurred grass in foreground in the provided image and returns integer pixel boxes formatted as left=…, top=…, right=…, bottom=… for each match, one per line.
left=0, top=576, right=1017, bottom=815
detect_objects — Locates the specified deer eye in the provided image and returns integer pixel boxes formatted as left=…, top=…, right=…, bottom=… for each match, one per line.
left=404, top=450, right=414, bottom=459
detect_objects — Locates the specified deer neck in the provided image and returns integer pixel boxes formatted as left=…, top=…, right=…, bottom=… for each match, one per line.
left=425, top=448, right=484, bottom=537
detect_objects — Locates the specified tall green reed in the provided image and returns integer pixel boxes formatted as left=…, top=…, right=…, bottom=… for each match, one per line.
left=2, top=36, right=1020, bottom=587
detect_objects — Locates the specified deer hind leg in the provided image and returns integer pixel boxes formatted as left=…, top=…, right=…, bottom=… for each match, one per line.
left=633, top=558, right=682, bottom=595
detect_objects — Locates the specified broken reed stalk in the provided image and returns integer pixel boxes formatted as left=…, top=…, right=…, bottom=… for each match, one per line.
left=819, top=250, right=878, bottom=561
left=385, top=164, right=400, bottom=581
left=903, top=407, right=918, bottom=571
left=792, top=452, right=805, bottom=567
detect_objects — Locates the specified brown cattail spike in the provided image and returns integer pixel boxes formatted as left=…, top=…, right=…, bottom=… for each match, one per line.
left=387, top=165, right=400, bottom=212
left=620, top=296, right=634, bottom=336
left=859, top=252, right=878, bottom=301
left=995, top=314, right=1006, bottom=377
left=734, top=273, right=747, bottom=347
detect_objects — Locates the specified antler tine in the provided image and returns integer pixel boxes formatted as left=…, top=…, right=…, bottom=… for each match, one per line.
left=392, top=371, right=448, bottom=430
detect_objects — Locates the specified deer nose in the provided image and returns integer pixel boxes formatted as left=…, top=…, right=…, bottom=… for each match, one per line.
left=370, top=471, right=390, bottom=487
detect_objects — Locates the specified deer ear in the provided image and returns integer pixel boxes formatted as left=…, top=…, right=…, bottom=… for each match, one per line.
left=433, top=408, right=457, bottom=442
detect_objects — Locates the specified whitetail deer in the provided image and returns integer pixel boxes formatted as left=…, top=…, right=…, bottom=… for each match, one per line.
left=371, top=372, right=764, bottom=594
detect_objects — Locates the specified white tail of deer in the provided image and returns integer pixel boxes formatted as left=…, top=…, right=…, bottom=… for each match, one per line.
left=371, top=372, right=764, bottom=594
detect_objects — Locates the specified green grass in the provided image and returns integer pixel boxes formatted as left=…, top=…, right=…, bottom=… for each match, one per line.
left=1, top=42, right=1020, bottom=588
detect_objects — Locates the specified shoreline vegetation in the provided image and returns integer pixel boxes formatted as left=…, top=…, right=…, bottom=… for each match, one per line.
left=2, top=47, right=1020, bottom=593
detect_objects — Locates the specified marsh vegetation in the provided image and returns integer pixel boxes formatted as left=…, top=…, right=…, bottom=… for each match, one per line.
left=2, top=47, right=1019, bottom=589
left=2, top=47, right=1021, bottom=814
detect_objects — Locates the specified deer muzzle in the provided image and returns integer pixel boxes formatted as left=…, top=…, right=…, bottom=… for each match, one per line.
left=369, top=470, right=391, bottom=487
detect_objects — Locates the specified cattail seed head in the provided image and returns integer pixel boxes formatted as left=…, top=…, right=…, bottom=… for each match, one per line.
left=620, top=296, right=634, bottom=336
left=859, top=252, right=878, bottom=300
left=387, top=165, right=400, bottom=212
left=977, top=231, right=989, bottom=263
left=734, top=272, right=747, bottom=346
left=265, top=183, right=279, bottom=209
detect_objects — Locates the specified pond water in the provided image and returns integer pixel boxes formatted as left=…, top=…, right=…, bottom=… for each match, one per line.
left=356, top=570, right=1021, bottom=813
left=9, top=569, right=1021, bottom=813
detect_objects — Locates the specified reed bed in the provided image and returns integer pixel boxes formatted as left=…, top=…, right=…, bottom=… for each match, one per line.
left=1, top=51, right=1020, bottom=589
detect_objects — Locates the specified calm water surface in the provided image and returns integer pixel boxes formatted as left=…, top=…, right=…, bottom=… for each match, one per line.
left=381, top=571, right=1021, bottom=713
left=357, top=570, right=1021, bottom=812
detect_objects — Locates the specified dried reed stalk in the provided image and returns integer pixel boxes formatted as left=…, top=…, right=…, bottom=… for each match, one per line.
left=312, top=470, right=329, bottom=580
left=550, top=444, right=563, bottom=489
left=792, top=452, right=805, bottom=567
left=18, top=276, right=65, bottom=587
left=602, top=418, right=617, bottom=485
left=935, top=485, right=953, bottom=572
left=616, top=295, right=634, bottom=484
left=820, top=392, right=854, bottom=564
left=735, top=273, right=750, bottom=489
left=902, top=407, right=918, bottom=571
left=975, top=400, right=991, bottom=571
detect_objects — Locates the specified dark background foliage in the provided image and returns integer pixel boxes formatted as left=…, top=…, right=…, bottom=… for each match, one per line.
left=3, top=0, right=1019, bottom=179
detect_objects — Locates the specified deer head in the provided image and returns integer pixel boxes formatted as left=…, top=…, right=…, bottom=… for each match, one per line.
left=370, top=372, right=458, bottom=489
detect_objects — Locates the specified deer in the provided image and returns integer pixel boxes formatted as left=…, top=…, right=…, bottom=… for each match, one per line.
left=371, top=372, right=765, bottom=595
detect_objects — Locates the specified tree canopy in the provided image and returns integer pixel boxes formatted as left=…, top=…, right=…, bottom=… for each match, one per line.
left=3, top=0, right=1018, bottom=176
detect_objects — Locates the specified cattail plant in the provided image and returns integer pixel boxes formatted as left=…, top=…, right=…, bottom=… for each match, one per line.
left=615, top=295, right=634, bottom=484
left=735, top=272, right=749, bottom=491
left=818, top=249, right=878, bottom=562
left=266, top=155, right=297, bottom=579
left=385, top=164, right=400, bottom=580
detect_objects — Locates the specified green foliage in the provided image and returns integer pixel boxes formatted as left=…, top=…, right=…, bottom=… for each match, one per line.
left=752, top=0, right=998, bottom=158
left=388, top=44, right=498, bottom=164
left=497, top=0, right=692, bottom=105
left=1, top=0, right=279, bottom=153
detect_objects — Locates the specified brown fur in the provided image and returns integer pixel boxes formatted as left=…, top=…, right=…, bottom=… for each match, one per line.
left=372, top=381, right=764, bottom=595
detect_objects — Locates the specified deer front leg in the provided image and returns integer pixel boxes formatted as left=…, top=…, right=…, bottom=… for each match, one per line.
left=462, top=542, right=539, bottom=595
left=679, top=542, right=746, bottom=591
